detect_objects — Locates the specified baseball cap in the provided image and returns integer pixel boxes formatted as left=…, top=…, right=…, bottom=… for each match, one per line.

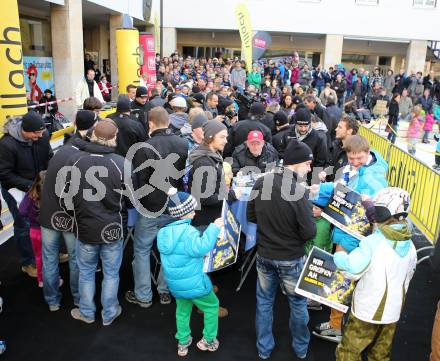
left=135, top=86, right=148, bottom=98
left=247, top=130, right=264, bottom=143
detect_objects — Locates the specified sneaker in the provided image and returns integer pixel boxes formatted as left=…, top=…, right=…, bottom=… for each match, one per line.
left=103, top=305, right=122, bottom=326
left=59, top=278, right=64, bottom=287
left=312, top=322, right=342, bottom=343
left=70, top=308, right=95, bottom=324
left=0, top=340, right=5, bottom=355
left=124, top=291, right=152, bottom=308
left=49, top=304, right=60, bottom=312
left=21, top=265, right=37, bottom=278
left=295, top=351, right=315, bottom=361
left=177, top=337, right=193, bottom=357
left=258, top=353, right=270, bottom=359
left=59, top=253, right=69, bottom=264
left=196, top=337, right=219, bottom=352
left=159, top=293, right=172, bottom=305
left=307, top=299, right=322, bottom=311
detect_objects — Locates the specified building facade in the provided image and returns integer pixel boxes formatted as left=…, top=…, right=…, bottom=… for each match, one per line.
left=160, top=0, right=440, bottom=74
left=17, top=0, right=146, bottom=119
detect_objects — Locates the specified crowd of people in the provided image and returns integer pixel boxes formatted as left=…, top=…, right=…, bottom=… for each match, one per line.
left=0, top=52, right=439, bottom=360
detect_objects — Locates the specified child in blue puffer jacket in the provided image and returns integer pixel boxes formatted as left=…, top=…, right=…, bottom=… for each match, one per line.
left=157, top=190, right=223, bottom=357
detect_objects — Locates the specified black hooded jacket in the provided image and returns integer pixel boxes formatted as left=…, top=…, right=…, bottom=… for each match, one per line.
left=0, top=117, right=53, bottom=191
left=63, top=139, right=129, bottom=245
left=232, top=143, right=279, bottom=175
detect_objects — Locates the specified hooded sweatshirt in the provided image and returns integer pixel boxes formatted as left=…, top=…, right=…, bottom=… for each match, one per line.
left=0, top=117, right=52, bottom=191
left=334, top=222, right=417, bottom=324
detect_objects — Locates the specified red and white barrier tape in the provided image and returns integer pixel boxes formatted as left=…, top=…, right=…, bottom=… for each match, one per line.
left=28, top=96, right=74, bottom=109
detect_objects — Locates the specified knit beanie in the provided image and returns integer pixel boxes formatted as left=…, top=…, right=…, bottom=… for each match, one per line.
left=202, top=120, right=227, bottom=141
left=167, top=188, right=197, bottom=218
left=249, top=102, right=266, bottom=116
left=116, top=94, right=131, bottom=113
left=93, top=119, right=118, bottom=141
left=274, top=111, right=288, bottom=126
left=294, top=108, right=312, bottom=125
left=283, top=139, right=313, bottom=166
left=191, top=113, right=208, bottom=130
left=21, top=111, right=45, bottom=132
left=75, top=110, right=97, bottom=131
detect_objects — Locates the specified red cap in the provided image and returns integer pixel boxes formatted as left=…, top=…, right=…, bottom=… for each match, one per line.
left=247, top=130, right=264, bottom=143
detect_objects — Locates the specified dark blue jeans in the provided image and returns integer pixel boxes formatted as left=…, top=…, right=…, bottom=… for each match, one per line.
left=255, top=254, right=310, bottom=359
left=1, top=188, right=34, bottom=266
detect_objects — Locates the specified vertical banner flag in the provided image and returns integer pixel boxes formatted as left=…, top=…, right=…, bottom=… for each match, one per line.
left=154, top=12, right=160, bottom=55
left=252, top=31, right=272, bottom=60
left=139, top=33, right=157, bottom=92
left=0, top=0, right=28, bottom=130
left=235, top=3, right=253, bottom=72
left=116, top=28, right=141, bottom=94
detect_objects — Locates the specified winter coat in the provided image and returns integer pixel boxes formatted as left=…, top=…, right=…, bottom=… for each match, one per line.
left=424, top=113, right=435, bottom=131
left=169, top=112, right=189, bottom=133
left=298, top=70, right=312, bottom=86
left=304, top=217, right=332, bottom=255
left=272, top=126, right=291, bottom=159
left=247, top=168, right=317, bottom=260
left=38, top=95, right=58, bottom=116
left=334, top=225, right=417, bottom=324
left=108, top=112, right=148, bottom=157
left=332, top=80, right=346, bottom=99
left=38, top=136, right=87, bottom=232
left=130, top=100, right=152, bottom=138
left=133, top=128, right=188, bottom=215
left=0, top=117, right=53, bottom=191
left=408, top=117, right=422, bottom=139
left=418, top=95, right=434, bottom=114
left=157, top=219, right=220, bottom=299
left=261, top=112, right=277, bottom=135
left=383, top=75, right=396, bottom=95
left=290, top=66, right=300, bottom=85
left=149, top=95, right=166, bottom=108
left=19, top=193, right=40, bottom=229
left=315, top=150, right=388, bottom=252
left=64, top=139, right=128, bottom=245
left=231, top=143, right=279, bottom=175
left=247, top=71, right=262, bottom=89
left=189, top=145, right=236, bottom=227
left=230, top=68, right=247, bottom=88
left=328, top=139, right=347, bottom=182
left=388, top=99, right=400, bottom=126
left=75, top=78, right=104, bottom=108
left=399, top=96, right=413, bottom=118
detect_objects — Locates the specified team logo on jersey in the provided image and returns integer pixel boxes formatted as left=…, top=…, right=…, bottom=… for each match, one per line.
left=50, top=211, right=74, bottom=232
left=101, top=222, right=123, bottom=243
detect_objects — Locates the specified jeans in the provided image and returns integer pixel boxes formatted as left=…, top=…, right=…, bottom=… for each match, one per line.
left=41, top=227, right=79, bottom=306
left=387, top=124, right=398, bottom=144
left=255, top=254, right=310, bottom=358
left=132, top=214, right=174, bottom=301
left=76, top=239, right=123, bottom=322
left=1, top=188, right=34, bottom=266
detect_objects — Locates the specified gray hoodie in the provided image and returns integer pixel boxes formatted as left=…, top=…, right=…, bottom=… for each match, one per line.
left=4, top=118, right=31, bottom=144
left=169, top=112, right=188, bottom=130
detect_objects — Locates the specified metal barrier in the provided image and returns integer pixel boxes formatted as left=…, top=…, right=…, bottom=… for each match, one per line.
left=359, top=125, right=440, bottom=244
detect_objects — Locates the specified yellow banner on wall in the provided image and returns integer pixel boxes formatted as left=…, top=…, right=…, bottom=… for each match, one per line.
left=116, top=28, right=141, bottom=94
left=235, top=3, right=253, bottom=73
left=0, top=0, right=28, bottom=130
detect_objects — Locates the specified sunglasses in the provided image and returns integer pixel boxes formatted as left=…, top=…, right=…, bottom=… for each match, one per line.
left=29, top=73, right=36, bottom=76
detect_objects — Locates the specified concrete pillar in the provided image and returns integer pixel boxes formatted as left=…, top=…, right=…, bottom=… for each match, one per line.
left=98, top=23, right=109, bottom=70
left=50, top=0, right=84, bottom=122
left=109, top=14, right=123, bottom=100
left=323, top=34, right=343, bottom=70
left=406, top=40, right=428, bottom=74
left=162, top=27, right=177, bottom=58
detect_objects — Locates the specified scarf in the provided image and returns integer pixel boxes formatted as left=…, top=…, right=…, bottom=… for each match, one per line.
left=379, top=220, right=412, bottom=244
left=294, top=124, right=312, bottom=141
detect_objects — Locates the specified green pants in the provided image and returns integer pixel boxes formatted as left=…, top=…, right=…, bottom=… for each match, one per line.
left=336, top=313, right=397, bottom=361
left=175, top=291, right=219, bottom=344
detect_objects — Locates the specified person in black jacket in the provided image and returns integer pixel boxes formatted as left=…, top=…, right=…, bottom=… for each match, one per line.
left=0, top=112, right=53, bottom=277
left=232, top=130, right=278, bottom=176
left=65, top=120, right=129, bottom=326
left=224, top=102, right=272, bottom=157
left=272, top=111, right=291, bottom=159
left=387, top=93, right=400, bottom=144
left=39, top=109, right=97, bottom=311
left=282, top=108, right=328, bottom=182
left=247, top=139, right=316, bottom=360
left=130, top=86, right=151, bottom=138
left=260, top=102, right=279, bottom=135
left=108, top=95, right=148, bottom=157
left=126, top=107, right=188, bottom=309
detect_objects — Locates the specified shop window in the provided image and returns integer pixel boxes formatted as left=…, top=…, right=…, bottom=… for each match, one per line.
left=20, top=17, right=52, bottom=57
left=413, top=0, right=437, bottom=8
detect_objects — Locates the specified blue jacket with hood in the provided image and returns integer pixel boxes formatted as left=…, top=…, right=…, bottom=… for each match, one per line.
left=314, top=150, right=388, bottom=252
left=157, top=218, right=220, bottom=299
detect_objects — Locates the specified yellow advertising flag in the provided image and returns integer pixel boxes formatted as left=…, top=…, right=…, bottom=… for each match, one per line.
left=0, top=0, right=28, bottom=130
left=235, top=3, right=253, bottom=72
left=116, top=28, right=141, bottom=94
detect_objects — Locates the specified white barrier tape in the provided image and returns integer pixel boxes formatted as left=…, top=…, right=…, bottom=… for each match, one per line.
left=28, top=97, right=74, bottom=109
